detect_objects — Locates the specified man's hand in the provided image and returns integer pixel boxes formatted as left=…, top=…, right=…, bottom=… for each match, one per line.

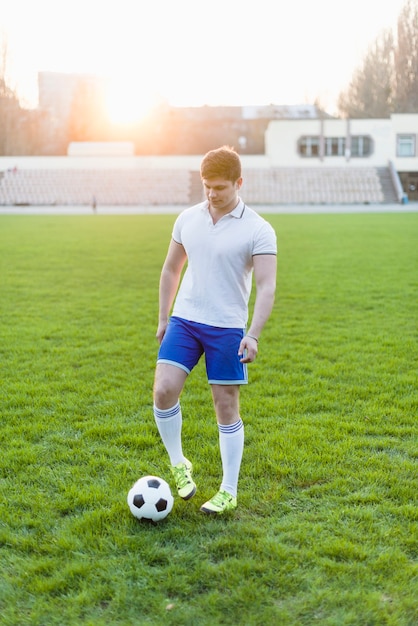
left=156, top=320, right=169, bottom=344
left=238, top=335, right=258, bottom=363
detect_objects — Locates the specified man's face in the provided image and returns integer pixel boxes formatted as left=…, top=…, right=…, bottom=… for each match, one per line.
left=202, top=177, right=242, bottom=213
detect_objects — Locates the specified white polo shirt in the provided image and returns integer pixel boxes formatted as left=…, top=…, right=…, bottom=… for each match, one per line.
left=171, top=199, right=277, bottom=328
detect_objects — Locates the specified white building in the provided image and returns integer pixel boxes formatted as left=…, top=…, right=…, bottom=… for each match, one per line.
left=264, top=114, right=418, bottom=201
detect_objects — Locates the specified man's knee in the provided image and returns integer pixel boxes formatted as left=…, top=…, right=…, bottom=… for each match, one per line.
left=154, top=364, right=187, bottom=408
left=154, top=380, right=175, bottom=408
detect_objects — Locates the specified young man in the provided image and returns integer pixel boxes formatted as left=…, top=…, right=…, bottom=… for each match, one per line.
left=153, top=146, right=277, bottom=514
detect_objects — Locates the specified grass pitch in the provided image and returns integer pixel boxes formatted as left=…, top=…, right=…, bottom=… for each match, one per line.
left=0, top=212, right=417, bottom=625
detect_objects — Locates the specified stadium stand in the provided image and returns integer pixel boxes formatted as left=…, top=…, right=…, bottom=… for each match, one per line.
left=0, top=165, right=398, bottom=206
left=0, top=168, right=191, bottom=206
left=241, top=167, right=396, bottom=204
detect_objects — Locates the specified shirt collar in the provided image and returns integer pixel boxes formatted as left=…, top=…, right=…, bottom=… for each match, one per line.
left=202, top=198, right=245, bottom=219
left=231, top=199, right=245, bottom=218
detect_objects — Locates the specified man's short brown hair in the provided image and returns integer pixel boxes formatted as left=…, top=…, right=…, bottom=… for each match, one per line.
left=200, top=146, right=241, bottom=183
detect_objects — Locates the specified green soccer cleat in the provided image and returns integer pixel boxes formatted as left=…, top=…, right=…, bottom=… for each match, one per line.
left=200, top=489, right=237, bottom=515
left=170, top=459, right=196, bottom=500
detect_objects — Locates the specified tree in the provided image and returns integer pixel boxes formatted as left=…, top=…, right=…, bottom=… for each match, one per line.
left=338, top=0, right=418, bottom=118
left=0, top=35, right=23, bottom=154
left=338, top=30, right=395, bottom=118
left=394, top=0, right=418, bottom=112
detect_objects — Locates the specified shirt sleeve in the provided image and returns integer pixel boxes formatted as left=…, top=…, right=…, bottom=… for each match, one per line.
left=172, top=212, right=185, bottom=244
left=253, top=221, right=277, bottom=256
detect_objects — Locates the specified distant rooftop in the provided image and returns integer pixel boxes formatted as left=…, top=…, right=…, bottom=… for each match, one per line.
left=242, top=104, right=327, bottom=119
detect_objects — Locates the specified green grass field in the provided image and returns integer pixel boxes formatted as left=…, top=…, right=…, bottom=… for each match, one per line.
left=0, top=212, right=417, bottom=626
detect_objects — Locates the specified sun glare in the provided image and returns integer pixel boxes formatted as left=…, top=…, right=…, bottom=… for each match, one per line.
left=104, top=79, right=160, bottom=125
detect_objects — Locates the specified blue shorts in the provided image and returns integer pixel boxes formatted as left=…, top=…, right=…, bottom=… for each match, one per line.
left=157, top=316, right=248, bottom=385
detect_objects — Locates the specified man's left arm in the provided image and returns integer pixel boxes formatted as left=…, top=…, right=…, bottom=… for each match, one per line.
left=238, top=254, right=277, bottom=363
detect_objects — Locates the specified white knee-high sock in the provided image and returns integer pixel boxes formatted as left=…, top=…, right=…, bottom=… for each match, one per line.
left=218, top=419, right=244, bottom=498
left=153, top=402, right=185, bottom=466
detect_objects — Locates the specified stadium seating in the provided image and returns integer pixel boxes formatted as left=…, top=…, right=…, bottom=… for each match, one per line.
left=0, top=168, right=191, bottom=206
left=241, top=167, right=390, bottom=204
left=0, top=166, right=397, bottom=206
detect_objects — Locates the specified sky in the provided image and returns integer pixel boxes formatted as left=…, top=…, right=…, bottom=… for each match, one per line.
left=0, top=0, right=409, bottom=119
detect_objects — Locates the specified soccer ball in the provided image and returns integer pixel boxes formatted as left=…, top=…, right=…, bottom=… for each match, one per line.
left=127, top=475, right=174, bottom=522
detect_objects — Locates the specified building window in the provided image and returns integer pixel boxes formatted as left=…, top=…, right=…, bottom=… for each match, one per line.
left=298, top=135, right=372, bottom=158
left=299, top=136, right=320, bottom=157
left=350, top=135, right=373, bottom=157
left=324, top=137, right=345, bottom=156
left=397, top=134, right=416, bottom=157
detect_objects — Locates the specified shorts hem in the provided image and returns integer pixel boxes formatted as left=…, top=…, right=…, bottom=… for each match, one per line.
left=157, top=359, right=191, bottom=375
left=208, top=379, right=248, bottom=385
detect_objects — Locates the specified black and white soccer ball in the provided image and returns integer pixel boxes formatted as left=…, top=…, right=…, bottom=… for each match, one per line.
left=127, top=475, right=174, bottom=522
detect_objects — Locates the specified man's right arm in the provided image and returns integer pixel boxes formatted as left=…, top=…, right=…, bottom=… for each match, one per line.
left=156, top=239, right=187, bottom=343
